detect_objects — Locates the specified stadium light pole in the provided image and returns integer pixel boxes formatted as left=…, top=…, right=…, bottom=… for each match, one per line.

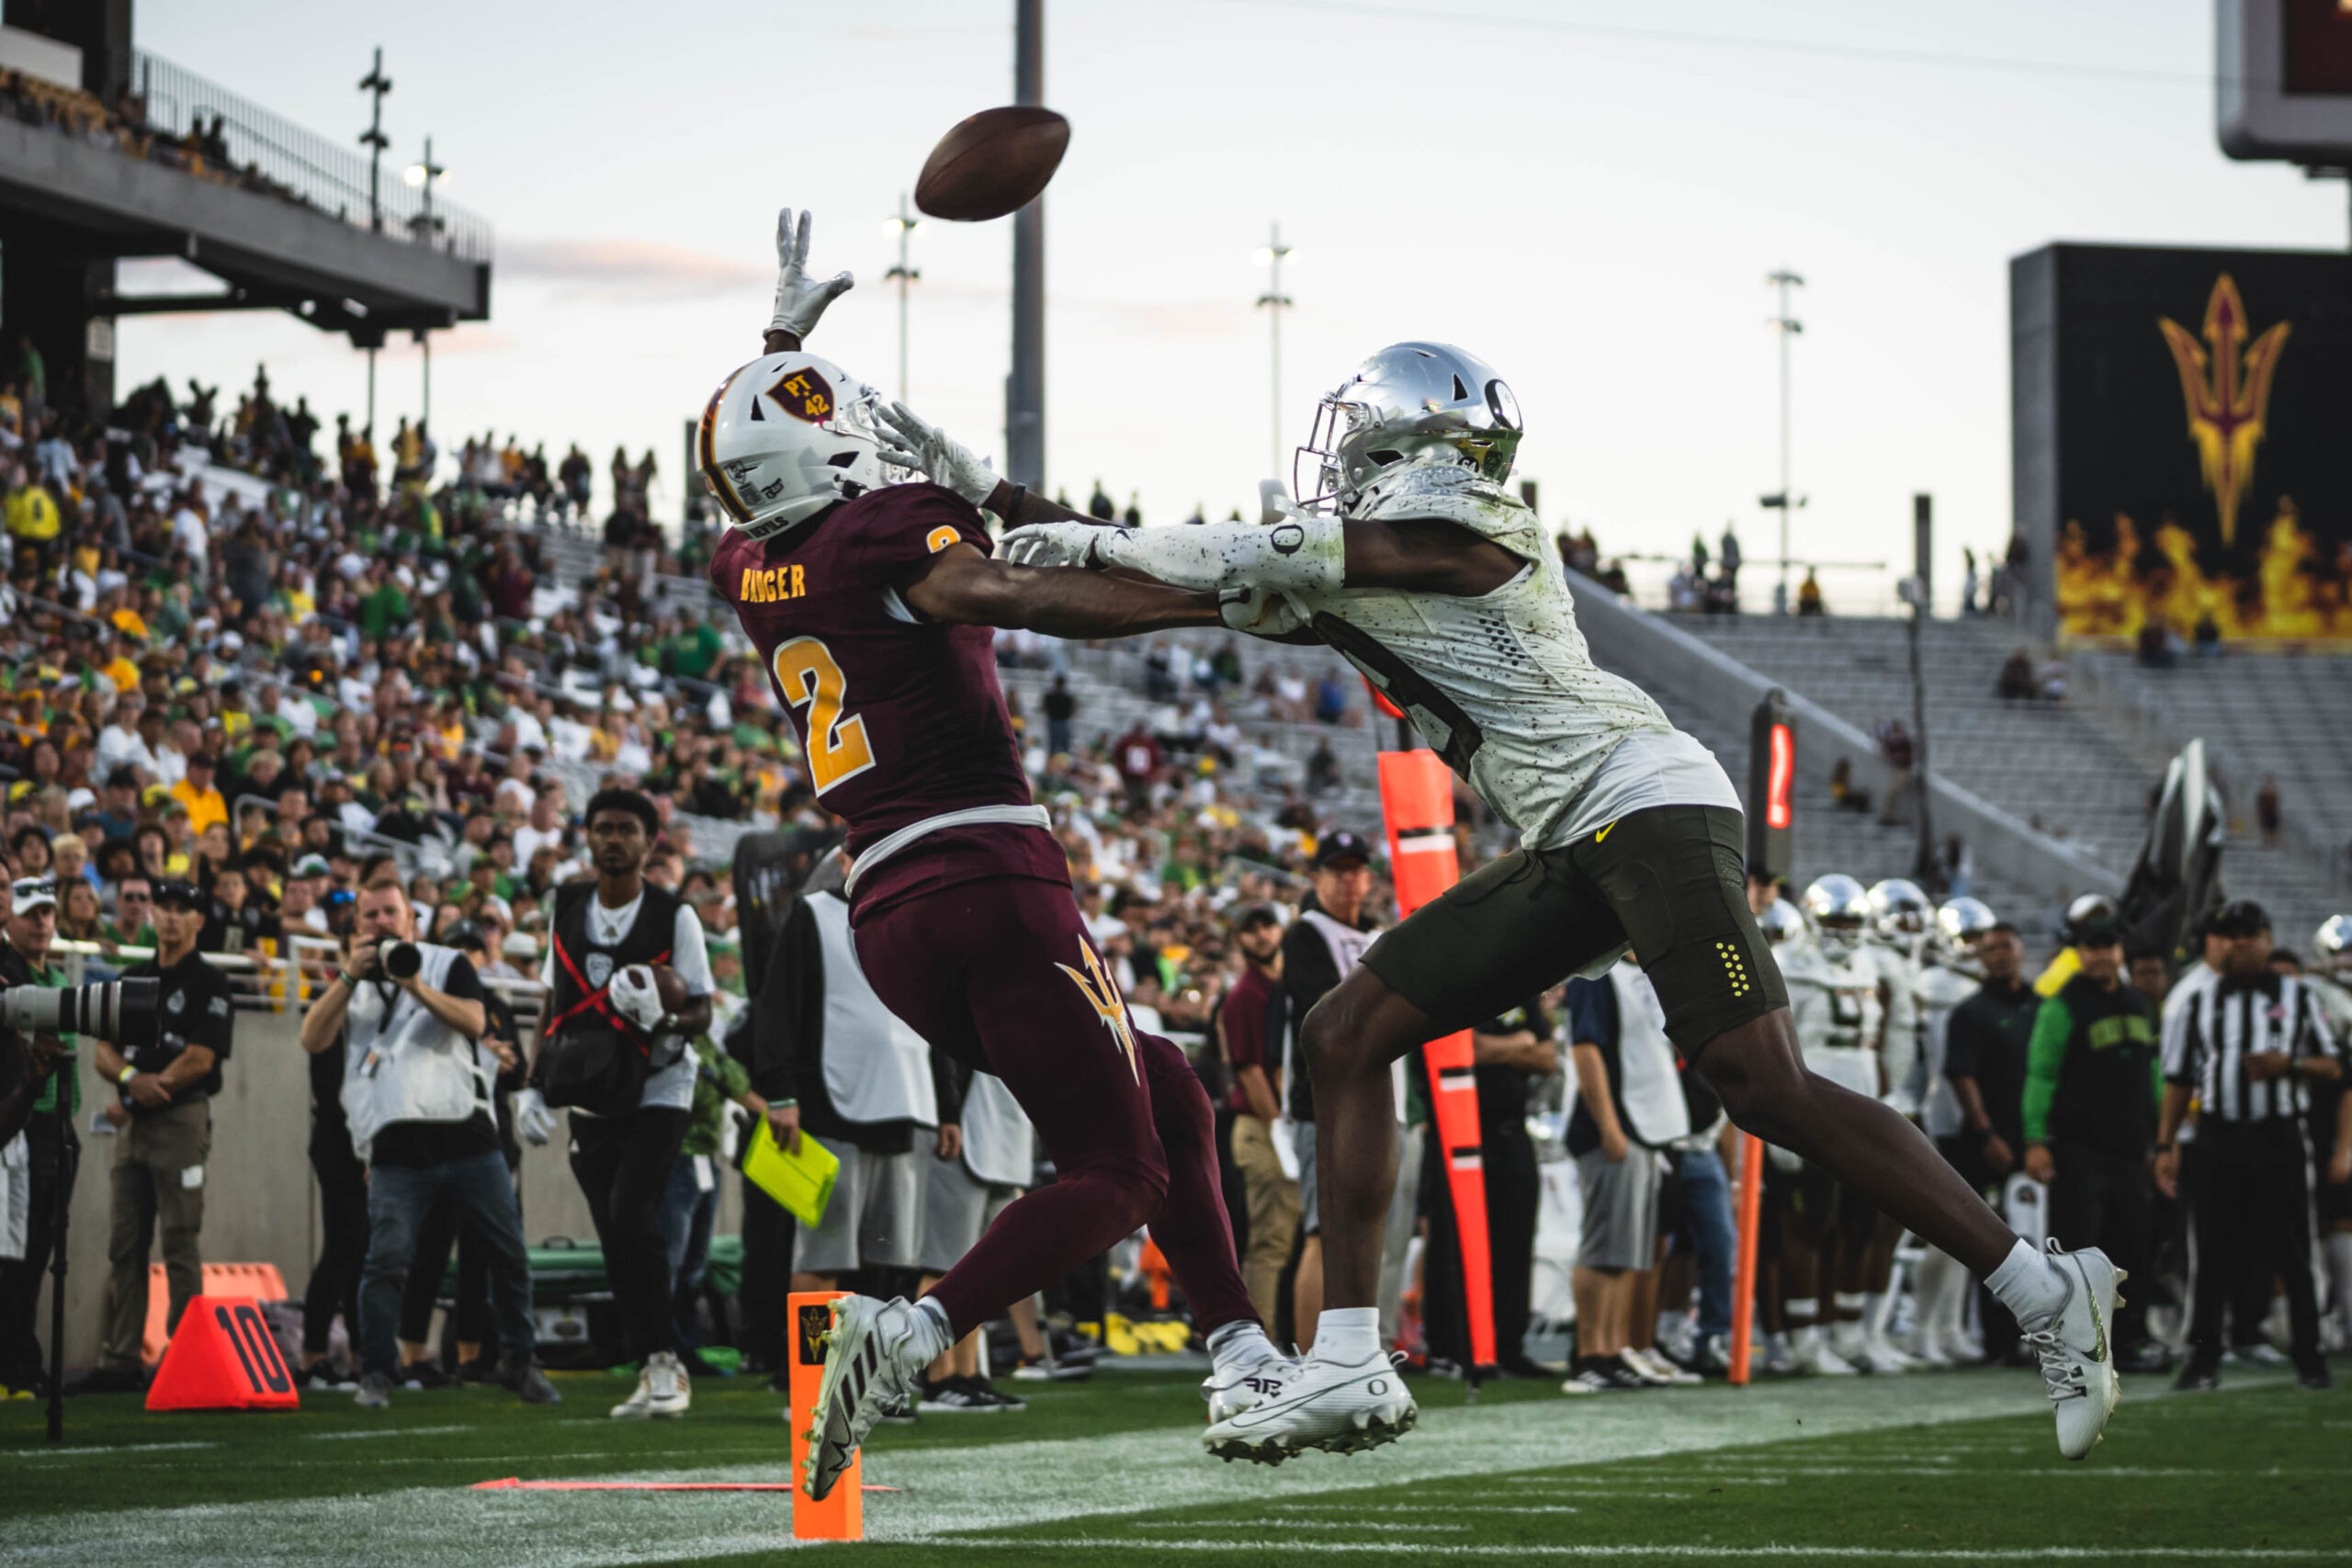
left=883, top=195, right=921, bottom=403
left=358, top=48, right=391, bottom=233
left=1255, top=222, right=1295, bottom=480
left=405, top=141, right=448, bottom=428
left=1764, top=269, right=1804, bottom=612
left=1006, top=0, right=1046, bottom=489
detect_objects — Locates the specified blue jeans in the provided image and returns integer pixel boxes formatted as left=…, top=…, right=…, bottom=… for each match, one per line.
left=360, top=1149, right=535, bottom=1377
left=1679, top=1145, right=1737, bottom=1339
left=659, top=1156, right=718, bottom=1349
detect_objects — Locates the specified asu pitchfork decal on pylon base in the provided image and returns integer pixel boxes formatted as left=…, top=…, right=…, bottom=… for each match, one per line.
left=1056, top=938, right=1140, bottom=1083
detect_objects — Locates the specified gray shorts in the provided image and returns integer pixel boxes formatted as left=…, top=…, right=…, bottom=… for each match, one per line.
left=916, top=1150, right=1023, bottom=1276
left=793, top=1138, right=922, bottom=1276
left=1577, top=1145, right=1663, bottom=1272
left=1294, top=1120, right=1319, bottom=1237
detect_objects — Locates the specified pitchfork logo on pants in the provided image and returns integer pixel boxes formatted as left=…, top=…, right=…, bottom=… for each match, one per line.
left=1057, top=938, right=1140, bottom=1084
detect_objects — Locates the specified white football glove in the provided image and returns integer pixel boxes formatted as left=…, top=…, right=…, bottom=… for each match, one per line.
left=1002, top=520, right=1114, bottom=570
left=514, top=1088, right=559, bottom=1147
left=769, top=208, right=854, bottom=342
left=608, top=964, right=669, bottom=1032
left=873, top=401, right=999, bottom=507
left=1217, top=584, right=1307, bottom=638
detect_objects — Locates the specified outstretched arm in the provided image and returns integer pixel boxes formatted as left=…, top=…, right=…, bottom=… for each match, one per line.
left=1005, top=510, right=1521, bottom=597
left=900, top=543, right=1220, bottom=637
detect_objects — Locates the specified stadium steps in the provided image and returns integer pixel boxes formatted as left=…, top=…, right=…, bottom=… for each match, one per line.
left=1671, top=615, right=2157, bottom=879
left=2066, top=649, right=2352, bottom=943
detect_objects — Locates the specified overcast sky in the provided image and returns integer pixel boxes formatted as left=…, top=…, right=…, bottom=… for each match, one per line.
left=119, top=0, right=2344, bottom=610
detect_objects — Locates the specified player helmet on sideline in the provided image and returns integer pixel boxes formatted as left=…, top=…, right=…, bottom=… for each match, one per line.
left=1759, top=898, right=1810, bottom=951
left=1933, top=896, right=1998, bottom=971
left=1803, top=874, right=1871, bottom=954
left=696, top=351, right=895, bottom=541
left=2314, top=915, right=2351, bottom=977
left=1866, top=878, right=1933, bottom=949
left=1295, top=342, right=1522, bottom=516
left=1938, top=897, right=1998, bottom=948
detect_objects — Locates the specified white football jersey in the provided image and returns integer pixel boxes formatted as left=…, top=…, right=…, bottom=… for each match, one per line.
left=1865, top=939, right=1923, bottom=1113
left=1287, top=466, right=1696, bottom=851
left=1782, top=941, right=1883, bottom=1096
left=1908, top=961, right=1982, bottom=1135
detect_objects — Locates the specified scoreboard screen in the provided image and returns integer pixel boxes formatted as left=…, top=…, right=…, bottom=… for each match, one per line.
left=2284, top=0, right=2352, bottom=95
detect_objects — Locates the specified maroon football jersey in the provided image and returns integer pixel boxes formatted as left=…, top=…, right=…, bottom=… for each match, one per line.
left=708, top=482, right=1065, bottom=912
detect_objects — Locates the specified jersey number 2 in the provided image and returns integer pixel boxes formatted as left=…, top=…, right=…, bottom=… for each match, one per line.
left=772, top=636, right=876, bottom=795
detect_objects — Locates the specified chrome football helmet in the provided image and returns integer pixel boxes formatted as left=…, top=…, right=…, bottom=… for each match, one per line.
left=695, top=351, right=895, bottom=540
left=1803, top=874, right=1871, bottom=955
left=1295, top=342, right=1522, bottom=516
left=1758, top=898, right=1811, bottom=951
left=1867, top=878, right=1933, bottom=949
left=2315, top=915, right=2351, bottom=977
left=1938, top=897, right=1998, bottom=948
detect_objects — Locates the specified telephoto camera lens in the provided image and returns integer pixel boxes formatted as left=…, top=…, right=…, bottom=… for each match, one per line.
left=0, top=977, right=162, bottom=1049
left=379, top=941, right=423, bottom=981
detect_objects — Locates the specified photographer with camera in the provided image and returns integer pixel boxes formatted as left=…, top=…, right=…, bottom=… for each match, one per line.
left=78, top=880, right=234, bottom=1393
left=0, top=877, right=74, bottom=1399
left=522, top=787, right=713, bottom=1421
left=299, top=880, right=557, bottom=1410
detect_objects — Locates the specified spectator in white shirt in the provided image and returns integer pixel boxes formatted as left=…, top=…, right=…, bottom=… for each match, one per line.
left=96, top=694, right=152, bottom=780
left=511, top=795, right=567, bottom=870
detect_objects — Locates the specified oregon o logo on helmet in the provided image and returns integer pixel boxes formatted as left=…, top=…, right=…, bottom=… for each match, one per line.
left=1271, top=524, right=1305, bottom=555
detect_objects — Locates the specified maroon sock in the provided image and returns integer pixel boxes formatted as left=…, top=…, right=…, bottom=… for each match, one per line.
left=925, top=1171, right=1158, bottom=1339
left=1136, top=1030, right=1261, bottom=1337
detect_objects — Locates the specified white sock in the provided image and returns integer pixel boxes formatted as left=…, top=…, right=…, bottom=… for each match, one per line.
left=906, top=1296, right=953, bottom=1363
left=1207, top=1320, right=1273, bottom=1363
left=1986, top=1237, right=2066, bottom=1326
left=1312, top=1306, right=1381, bottom=1363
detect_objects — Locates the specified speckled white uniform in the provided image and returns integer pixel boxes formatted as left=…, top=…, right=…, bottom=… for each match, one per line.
left=1781, top=940, right=1885, bottom=1096
left=1286, top=466, right=1713, bottom=851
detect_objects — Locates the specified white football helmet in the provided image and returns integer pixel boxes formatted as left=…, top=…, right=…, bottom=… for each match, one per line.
left=1295, top=342, right=1522, bottom=516
left=695, top=352, right=894, bottom=540
left=1803, top=874, right=1871, bottom=955
left=2315, top=915, right=2351, bottom=978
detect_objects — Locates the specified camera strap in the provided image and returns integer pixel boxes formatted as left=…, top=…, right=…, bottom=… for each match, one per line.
left=544, top=932, right=672, bottom=1050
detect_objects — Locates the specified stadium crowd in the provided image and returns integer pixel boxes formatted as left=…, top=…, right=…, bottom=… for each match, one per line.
left=0, top=366, right=2345, bottom=1417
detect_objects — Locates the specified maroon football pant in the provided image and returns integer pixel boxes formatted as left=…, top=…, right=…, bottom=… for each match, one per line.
left=853, top=873, right=1258, bottom=1341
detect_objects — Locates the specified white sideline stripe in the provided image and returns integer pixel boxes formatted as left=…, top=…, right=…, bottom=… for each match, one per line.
left=1157, top=1520, right=1475, bottom=1532
left=305, top=1426, right=475, bottom=1441
left=0, top=1373, right=2266, bottom=1567
left=4, top=1441, right=217, bottom=1459
left=978, top=1545, right=2352, bottom=1562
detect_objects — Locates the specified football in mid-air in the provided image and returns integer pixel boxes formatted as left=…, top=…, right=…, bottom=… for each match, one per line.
left=915, top=106, right=1069, bottom=221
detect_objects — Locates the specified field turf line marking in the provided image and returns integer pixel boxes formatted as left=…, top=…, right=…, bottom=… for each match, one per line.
left=956, top=1544, right=2352, bottom=1561
left=3, top=1440, right=217, bottom=1458
left=305, top=1426, right=475, bottom=1441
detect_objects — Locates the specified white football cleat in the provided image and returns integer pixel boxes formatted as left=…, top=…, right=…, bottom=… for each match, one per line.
left=1200, top=1333, right=1299, bottom=1425
left=1203, top=1348, right=1416, bottom=1465
left=644, top=1350, right=691, bottom=1416
left=1855, top=1332, right=1917, bottom=1375
left=1908, top=1328, right=1955, bottom=1368
left=2024, top=1241, right=2124, bottom=1461
left=1790, top=1328, right=1860, bottom=1376
left=801, top=1296, right=927, bottom=1500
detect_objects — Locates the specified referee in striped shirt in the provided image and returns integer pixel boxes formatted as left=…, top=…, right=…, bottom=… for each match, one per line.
left=2156, top=900, right=2351, bottom=1391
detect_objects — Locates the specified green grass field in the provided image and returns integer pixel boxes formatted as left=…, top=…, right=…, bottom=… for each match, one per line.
left=4, top=1362, right=2346, bottom=1564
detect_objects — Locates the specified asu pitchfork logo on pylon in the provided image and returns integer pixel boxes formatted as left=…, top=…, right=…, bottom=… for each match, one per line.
left=1056, top=938, right=1140, bottom=1083
left=2158, top=274, right=2289, bottom=547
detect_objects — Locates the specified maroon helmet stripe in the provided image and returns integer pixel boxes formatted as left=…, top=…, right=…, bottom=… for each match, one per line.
left=700, top=369, right=753, bottom=523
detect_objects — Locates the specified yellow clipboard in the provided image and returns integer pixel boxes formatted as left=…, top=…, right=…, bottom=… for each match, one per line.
left=742, top=1116, right=839, bottom=1228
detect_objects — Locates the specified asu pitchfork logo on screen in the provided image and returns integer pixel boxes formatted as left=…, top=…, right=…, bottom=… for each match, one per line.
left=2158, top=274, right=2289, bottom=547
left=1056, top=939, right=1139, bottom=1083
